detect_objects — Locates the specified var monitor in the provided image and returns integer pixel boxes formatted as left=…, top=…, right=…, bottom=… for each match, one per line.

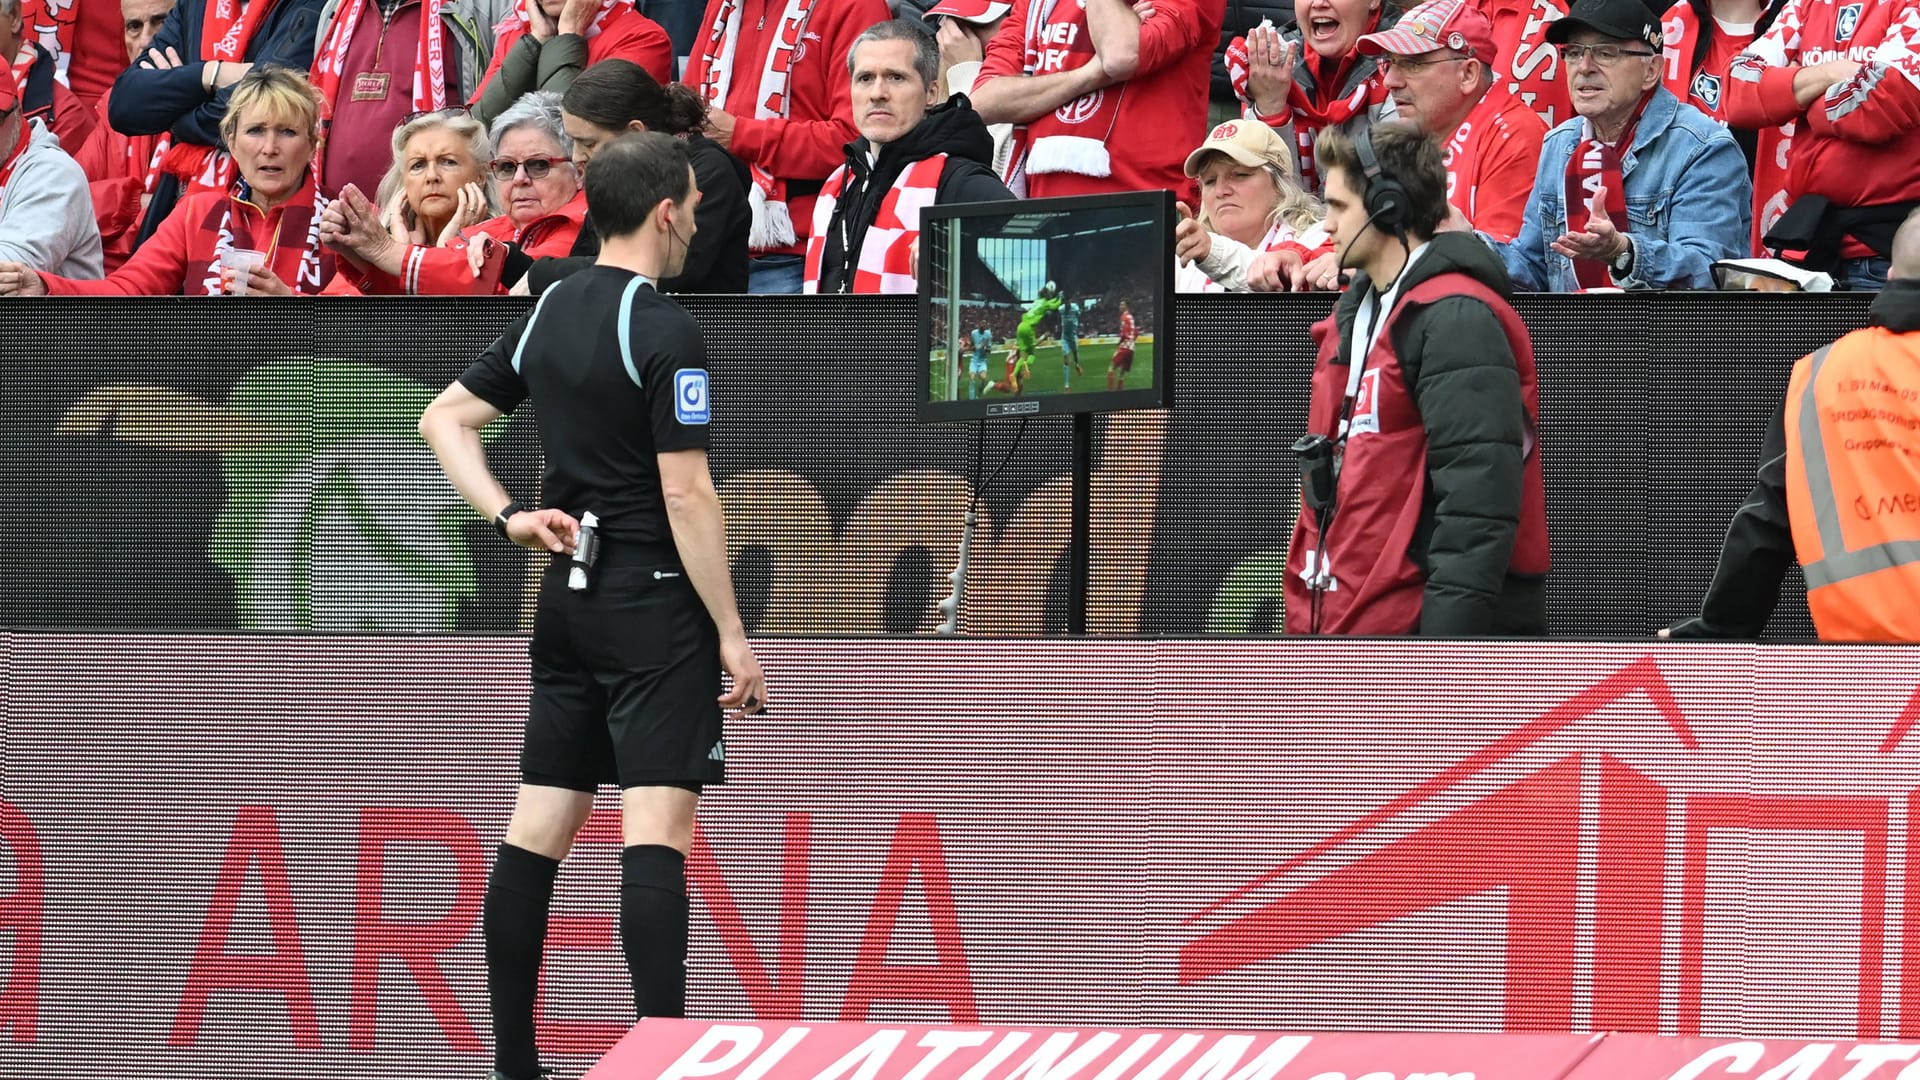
left=919, top=190, right=1174, bottom=423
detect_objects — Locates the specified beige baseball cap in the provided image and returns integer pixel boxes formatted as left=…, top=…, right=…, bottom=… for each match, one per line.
left=1183, top=118, right=1290, bottom=178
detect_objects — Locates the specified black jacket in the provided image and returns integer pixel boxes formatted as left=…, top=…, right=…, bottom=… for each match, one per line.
left=1212, top=0, right=1294, bottom=105
left=814, top=95, right=1011, bottom=295
left=529, top=132, right=751, bottom=295
left=1333, top=230, right=1547, bottom=636
left=1670, top=278, right=1920, bottom=639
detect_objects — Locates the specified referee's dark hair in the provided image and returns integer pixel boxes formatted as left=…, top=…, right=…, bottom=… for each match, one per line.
left=585, top=131, right=696, bottom=239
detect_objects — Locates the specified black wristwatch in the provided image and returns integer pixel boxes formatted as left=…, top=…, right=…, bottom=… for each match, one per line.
left=493, top=501, right=526, bottom=537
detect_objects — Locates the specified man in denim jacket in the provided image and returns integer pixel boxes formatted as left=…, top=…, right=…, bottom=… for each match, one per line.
left=1483, top=0, right=1751, bottom=290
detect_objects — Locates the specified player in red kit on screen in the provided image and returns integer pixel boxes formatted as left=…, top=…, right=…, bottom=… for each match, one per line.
left=1107, top=299, right=1136, bottom=389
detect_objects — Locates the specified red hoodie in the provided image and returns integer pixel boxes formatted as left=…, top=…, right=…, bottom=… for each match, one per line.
left=1725, top=0, right=1920, bottom=255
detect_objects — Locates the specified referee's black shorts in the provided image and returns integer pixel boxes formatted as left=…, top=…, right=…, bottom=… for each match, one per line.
left=521, top=541, right=726, bottom=791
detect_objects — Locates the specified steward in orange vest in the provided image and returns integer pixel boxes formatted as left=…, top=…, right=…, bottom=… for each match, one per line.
left=1668, top=209, right=1920, bottom=641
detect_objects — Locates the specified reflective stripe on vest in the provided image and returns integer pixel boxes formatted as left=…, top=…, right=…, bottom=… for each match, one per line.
left=1791, top=341, right=1920, bottom=590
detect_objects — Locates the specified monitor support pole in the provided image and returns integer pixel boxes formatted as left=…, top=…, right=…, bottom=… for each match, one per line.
left=1067, top=412, right=1092, bottom=635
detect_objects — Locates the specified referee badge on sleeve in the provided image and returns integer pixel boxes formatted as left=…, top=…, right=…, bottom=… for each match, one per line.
left=674, top=370, right=711, bottom=424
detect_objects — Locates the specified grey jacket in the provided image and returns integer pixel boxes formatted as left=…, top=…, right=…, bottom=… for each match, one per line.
left=312, top=0, right=513, bottom=104
left=0, top=119, right=103, bottom=279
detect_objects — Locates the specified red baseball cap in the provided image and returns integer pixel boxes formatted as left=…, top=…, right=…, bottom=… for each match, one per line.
left=924, top=0, right=1013, bottom=24
left=0, top=56, right=17, bottom=113
left=1358, top=0, right=1500, bottom=65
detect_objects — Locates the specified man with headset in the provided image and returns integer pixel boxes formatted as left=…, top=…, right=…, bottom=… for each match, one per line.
left=1285, top=121, right=1550, bottom=635
left=419, top=131, right=767, bottom=1080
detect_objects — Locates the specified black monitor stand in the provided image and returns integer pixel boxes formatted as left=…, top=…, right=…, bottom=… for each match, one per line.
left=1067, top=412, right=1092, bottom=635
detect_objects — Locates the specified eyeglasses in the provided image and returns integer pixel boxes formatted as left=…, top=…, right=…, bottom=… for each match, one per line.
left=402, top=106, right=470, bottom=126
left=1376, top=53, right=1470, bottom=73
left=1557, top=43, right=1656, bottom=65
left=488, top=156, right=574, bottom=181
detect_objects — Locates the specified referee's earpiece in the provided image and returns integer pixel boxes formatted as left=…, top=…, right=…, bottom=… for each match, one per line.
left=1354, top=126, right=1410, bottom=238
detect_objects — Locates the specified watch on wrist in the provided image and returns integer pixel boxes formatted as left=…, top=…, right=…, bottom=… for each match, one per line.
left=493, top=501, right=525, bottom=537
left=1611, top=238, right=1635, bottom=277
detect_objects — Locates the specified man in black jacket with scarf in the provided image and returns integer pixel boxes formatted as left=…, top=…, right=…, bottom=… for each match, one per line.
left=804, top=18, right=1010, bottom=294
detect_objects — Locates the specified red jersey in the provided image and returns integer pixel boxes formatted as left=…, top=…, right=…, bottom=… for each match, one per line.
left=1482, top=0, right=1574, bottom=129
left=1118, top=310, right=1137, bottom=348
left=1662, top=1, right=1792, bottom=256
left=19, top=0, right=126, bottom=107
left=1726, top=0, right=1920, bottom=252
left=1441, top=85, right=1548, bottom=243
left=978, top=0, right=1221, bottom=197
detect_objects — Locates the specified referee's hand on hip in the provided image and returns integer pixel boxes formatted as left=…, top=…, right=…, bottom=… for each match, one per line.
left=505, top=508, right=580, bottom=554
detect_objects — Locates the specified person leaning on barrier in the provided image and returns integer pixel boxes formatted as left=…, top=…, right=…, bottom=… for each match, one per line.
left=418, top=129, right=766, bottom=1080
left=0, top=66, right=334, bottom=296
left=1285, top=121, right=1549, bottom=636
left=523, top=57, right=750, bottom=296
left=320, top=109, right=497, bottom=294
left=1476, top=0, right=1752, bottom=291
left=802, top=18, right=1011, bottom=295
left=0, top=54, right=104, bottom=280
left=1666, top=209, right=1920, bottom=642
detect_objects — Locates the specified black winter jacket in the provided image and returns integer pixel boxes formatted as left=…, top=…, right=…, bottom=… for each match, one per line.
left=1332, top=230, right=1547, bottom=635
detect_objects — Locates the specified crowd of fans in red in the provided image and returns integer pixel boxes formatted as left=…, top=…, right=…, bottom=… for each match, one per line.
left=0, top=0, right=1907, bottom=297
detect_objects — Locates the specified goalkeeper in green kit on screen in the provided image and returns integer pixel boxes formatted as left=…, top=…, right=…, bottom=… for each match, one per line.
left=992, top=283, right=1063, bottom=394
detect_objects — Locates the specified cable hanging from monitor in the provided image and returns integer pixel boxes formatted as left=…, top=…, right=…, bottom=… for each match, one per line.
left=938, top=417, right=1028, bottom=635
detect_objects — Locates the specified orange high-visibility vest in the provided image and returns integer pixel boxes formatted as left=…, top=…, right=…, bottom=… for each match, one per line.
left=1783, top=328, right=1920, bottom=641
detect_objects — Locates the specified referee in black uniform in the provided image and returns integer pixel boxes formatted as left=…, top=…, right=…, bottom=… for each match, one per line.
left=419, top=130, right=767, bottom=1080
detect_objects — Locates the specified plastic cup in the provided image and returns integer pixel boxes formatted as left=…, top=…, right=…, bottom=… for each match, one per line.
left=219, top=248, right=268, bottom=295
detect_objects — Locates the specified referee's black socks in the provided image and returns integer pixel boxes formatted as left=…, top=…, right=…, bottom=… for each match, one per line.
left=621, top=844, right=689, bottom=1018
left=485, top=842, right=561, bottom=1080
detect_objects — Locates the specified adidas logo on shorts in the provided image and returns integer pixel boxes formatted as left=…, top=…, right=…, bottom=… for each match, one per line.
left=708, top=740, right=726, bottom=763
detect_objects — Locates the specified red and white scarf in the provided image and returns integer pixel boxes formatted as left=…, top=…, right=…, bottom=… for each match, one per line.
left=1565, top=90, right=1652, bottom=289
left=1019, top=0, right=1122, bottom=180
left=201, top=175, right=330, bottom=295
left=802, top=154, right=945, bottom=294
left=1226, top=17, right=1387, bottom=193
left=695, top=0, right=814, bottom=250
left=144, top=0, right=284, bottom=201
left=313, top=0, right=450, bottom=120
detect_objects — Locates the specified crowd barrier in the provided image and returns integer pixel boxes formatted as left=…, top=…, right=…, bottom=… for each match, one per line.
left=0, top=293, right=1878, bottom=639
left=3, top=636, right=1918, bottom=1076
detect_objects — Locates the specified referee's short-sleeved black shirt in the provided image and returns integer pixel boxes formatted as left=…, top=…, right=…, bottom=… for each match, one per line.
left=460, top=267, right=710, bottom=546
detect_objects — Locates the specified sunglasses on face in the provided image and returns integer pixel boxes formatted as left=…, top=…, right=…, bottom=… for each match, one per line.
left=488, top=156, right=573, bottom=181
